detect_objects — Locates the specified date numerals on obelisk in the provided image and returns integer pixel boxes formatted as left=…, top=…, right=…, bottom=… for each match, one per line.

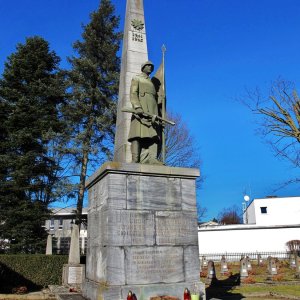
left=131, top=19, right=144, bottom=43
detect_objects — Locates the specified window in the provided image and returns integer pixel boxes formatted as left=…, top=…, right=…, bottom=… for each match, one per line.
left=260, top=207, right=267, bottom=214
left=59, top=218, right=63, bottom=229
left=50, top=218, right=54, bottom=228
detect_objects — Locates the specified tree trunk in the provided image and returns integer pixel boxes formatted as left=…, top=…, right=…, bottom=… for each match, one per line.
left=76, top=118, right=93, bottom=226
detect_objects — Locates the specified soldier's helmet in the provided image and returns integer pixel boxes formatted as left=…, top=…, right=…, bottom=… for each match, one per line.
left=141, top=60, right=154, bottom=72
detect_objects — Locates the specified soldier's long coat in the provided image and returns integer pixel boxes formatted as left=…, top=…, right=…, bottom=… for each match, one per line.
left=128, top=72, right=160, bottom=141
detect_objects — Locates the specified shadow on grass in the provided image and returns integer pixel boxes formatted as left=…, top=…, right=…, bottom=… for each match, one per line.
left=0, top=262, right=40, bottom=293
left=206, top=273, right=245, bottom=300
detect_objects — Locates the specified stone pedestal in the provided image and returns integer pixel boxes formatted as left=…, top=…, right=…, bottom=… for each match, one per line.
left=83, top=162, right=205, bottom=300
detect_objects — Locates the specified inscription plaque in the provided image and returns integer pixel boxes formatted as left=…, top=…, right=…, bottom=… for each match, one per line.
left=127, top=176, right=181, bottom=210
left=103, top=210, right=155, bottom=246
left=156, top=212, right=198, bottom=245
left=125, top=247, right=184, bottom=284
left=68, top=266, right=83, bottom=284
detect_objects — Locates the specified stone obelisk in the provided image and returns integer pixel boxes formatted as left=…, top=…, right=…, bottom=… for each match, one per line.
left=113, top=0, right=148, bottom=163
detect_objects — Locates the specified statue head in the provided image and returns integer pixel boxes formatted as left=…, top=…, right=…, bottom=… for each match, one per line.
left=141, top=60, right=154, bottom=73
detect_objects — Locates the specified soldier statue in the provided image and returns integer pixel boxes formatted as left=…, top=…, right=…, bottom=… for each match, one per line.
left=128, top=61, right=163, bottom=164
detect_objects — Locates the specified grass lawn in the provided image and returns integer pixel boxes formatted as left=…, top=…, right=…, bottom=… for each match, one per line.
left=206, top=284, right=300, bottom=299
left=232, top=284, right=300, bottom=297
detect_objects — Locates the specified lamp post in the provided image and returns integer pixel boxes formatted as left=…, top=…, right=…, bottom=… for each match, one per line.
left=243, top=195, right=250, bottom=224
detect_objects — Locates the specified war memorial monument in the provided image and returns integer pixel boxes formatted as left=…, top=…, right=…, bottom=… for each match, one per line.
left=82, top=1, right=205, bottom=299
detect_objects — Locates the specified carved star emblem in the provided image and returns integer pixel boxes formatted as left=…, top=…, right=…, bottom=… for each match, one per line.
left=131, top=19, right=144, bottom=31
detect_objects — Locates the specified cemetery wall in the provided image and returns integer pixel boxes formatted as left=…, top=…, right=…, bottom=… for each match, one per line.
left=198, top=224, right=300, bottom=254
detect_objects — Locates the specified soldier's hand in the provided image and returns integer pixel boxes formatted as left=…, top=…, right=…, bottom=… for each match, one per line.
left=151, top=115, right=157, bottom=124
left=135, top=107, right=144, bottom=116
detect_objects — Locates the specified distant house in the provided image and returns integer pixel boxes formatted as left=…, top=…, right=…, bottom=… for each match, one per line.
left=45, top=208, right=88, bottom=255
left=198, top=196, right=300, bottom=257
left=198, top=220, right=219, bottom=227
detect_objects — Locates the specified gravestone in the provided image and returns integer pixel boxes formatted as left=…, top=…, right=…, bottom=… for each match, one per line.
left=257, top=254, right=263, bottom=266
left=206, top=260, right=216, bottom=284
left=46, top=234, right=53, bottom=255
left=201, top=256, right=208, bottom=269
left=62, top=224, right=85, bottom=287
left=289, top=254, right=296, bottom=268
left=246, top=256, right=252, bottom=271
left=240, top=258, right=248, bottom=278
left=220, top=255, right=228, bottom=274
left=267, top=256, right=277, bottom=275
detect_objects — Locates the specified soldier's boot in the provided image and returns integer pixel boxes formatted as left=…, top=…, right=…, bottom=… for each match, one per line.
left=131, top=140, right=141, bottom=163
left=148, top=141, right=163, bottom=165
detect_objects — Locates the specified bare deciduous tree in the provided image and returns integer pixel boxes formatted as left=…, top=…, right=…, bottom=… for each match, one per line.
left=286, top=239, right=300, bottom=278
left=197, top=206, right=208, bottom=223
left=241, top=80, right=300, bottom=184
left=164, top=111, right=206, bottom=221
left=165, top=111, right=202, bottom=169
left=217, top=205, right=242, bottom=224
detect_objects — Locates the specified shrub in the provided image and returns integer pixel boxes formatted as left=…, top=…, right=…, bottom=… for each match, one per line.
left=272, top=274, right=284, bottom=281
left=200, top=270, right=208, bottom=278
left=0, top=254, right=68, bottom=293
left=241, top=276, right=256, bottom=284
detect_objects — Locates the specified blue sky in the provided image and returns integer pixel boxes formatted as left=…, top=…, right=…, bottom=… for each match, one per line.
left=1, top=0, right=300, bottom=220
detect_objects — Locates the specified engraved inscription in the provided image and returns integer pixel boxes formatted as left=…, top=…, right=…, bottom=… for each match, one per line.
left=132, top=32, right=143, bottom=42
left=68, top=266, right=83, bottom=284
left=104, top=210, right=155, bottom=246
left=156, top=212, right=198, bottom=245
left=127, top=175, right=181, bottom=210
left=126, top=247, right=184, bottom=284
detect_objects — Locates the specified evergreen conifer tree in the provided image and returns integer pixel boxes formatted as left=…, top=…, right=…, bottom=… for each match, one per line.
left=0, top=36, right=66, bottom=252
left=65, top=0, right=122, bottom=224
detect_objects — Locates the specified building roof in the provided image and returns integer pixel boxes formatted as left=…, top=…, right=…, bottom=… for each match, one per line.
left=50, top=207, right=88, bottom=216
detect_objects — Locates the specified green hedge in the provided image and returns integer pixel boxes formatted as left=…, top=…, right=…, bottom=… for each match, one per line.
left=0, top=254, right=68, bottom=293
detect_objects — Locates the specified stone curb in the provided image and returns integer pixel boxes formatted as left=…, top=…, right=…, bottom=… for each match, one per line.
left=0, top=292, right=56, bottom=300
left=242, top=291, right=300, bottom=299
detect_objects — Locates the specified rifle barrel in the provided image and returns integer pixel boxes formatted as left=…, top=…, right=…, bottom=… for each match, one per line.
left=121, top=107, right=175, bottom=126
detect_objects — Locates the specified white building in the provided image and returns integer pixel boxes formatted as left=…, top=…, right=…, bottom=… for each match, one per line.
left=198, top=196, right=300, bottom=258
left=244, top=196, right=300, bottom=226
left=45, top=207, right=88, bottom=254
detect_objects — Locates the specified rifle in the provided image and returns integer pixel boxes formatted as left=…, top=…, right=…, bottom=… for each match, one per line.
left=122, top=107, right=175, bottom=126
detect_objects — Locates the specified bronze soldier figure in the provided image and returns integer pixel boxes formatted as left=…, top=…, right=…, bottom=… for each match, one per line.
left=128, top=61, right=162, bottom=164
